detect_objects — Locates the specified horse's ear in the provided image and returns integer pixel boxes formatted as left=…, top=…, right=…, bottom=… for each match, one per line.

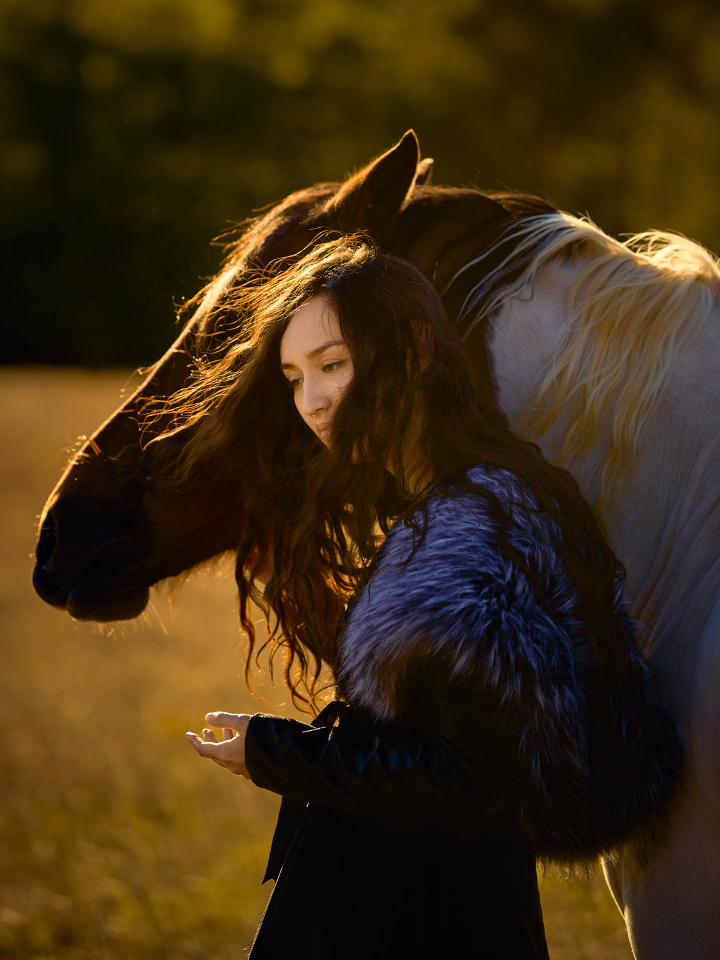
left=325, top=130, right=421, bottom=234
left=413, top=157, right=433, bottom=186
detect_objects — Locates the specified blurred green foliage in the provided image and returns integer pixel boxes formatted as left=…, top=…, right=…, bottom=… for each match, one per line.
left=1, top=0, right=719, bottom=365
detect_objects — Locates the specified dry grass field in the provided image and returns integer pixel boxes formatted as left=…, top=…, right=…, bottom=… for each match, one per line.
left=0, top=367, right=634, bottom=959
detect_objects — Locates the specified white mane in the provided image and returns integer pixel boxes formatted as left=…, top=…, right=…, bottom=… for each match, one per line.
left=452, top=212, right=720, bottom=512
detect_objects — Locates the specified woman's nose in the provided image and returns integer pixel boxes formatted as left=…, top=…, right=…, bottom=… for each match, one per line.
left=301, top=378, right=329, bottom=418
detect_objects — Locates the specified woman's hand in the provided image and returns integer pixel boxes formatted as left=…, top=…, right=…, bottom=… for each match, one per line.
left=186, top=712, right=252, bottom=778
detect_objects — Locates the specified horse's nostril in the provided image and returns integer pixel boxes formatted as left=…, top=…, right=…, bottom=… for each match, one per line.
left=36, top=512, right=58, bottom=567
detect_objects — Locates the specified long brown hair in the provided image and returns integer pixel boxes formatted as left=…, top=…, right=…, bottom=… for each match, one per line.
left=162, top=236, right=629, bottom=709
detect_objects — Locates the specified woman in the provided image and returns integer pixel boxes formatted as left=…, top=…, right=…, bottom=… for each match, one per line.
left=182, top=238, right=682, bottom=959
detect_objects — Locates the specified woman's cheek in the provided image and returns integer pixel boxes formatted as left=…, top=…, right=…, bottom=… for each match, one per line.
left=336, top=369, right=354, bottom=402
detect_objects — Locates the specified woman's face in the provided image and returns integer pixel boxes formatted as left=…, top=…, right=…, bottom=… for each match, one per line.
left=280, top=294, right=354, bottom=445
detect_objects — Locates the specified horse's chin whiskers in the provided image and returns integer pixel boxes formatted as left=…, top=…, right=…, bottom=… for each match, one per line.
left=156, top=571, right=192, bottom=609
left=144, top=600, right=169, bottom=636
left=87, top=617, right=151, bottom=639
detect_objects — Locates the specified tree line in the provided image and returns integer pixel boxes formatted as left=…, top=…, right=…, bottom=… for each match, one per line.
left=1, top=0, right=718, bottom=365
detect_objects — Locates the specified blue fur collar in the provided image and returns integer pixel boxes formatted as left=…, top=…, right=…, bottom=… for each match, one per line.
left=336, top=465, right=683, bottom=865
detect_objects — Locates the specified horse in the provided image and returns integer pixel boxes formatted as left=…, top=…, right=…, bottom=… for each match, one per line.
left=32, top=131, right=720, bottom=959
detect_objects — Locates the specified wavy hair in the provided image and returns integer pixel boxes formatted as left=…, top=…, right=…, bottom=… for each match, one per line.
left=160, top=236, right=631, bottom=710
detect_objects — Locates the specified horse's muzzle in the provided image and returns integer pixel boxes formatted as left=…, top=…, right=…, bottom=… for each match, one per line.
left=32, top=506, right=151, bottom=621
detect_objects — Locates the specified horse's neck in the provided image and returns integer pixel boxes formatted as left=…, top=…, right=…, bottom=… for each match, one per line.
left=488, top=260, right=720, bottom=717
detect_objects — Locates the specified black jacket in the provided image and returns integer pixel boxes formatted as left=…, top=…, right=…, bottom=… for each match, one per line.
left=244, top=466, right=682, bottom=959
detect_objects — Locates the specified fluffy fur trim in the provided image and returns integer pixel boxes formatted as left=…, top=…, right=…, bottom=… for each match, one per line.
left=336, top=466, right=683, bottom=865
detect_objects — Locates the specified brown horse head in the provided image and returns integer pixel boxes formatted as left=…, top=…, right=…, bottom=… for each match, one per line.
left=33, top=131, right=553, bottom=622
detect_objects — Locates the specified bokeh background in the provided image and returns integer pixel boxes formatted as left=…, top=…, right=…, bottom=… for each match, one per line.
left=3, top=0, right=720, bottom=956
left=3, top=0, right=720, bottom=366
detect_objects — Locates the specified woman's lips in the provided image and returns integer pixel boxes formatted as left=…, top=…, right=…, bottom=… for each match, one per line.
left=315, top=422, right=331, bottom=443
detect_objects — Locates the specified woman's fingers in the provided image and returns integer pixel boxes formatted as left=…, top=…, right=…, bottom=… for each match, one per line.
left=186, top=731, right=218, bottom=757
left=186, top=731, right=237, bottom=762
left=205, top=711, right=250, bottom=730
left=186, top=719, right=251, bottom=779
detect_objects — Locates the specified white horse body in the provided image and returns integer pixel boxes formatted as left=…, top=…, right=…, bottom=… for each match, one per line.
left=486, top=253, right=720, bottom=959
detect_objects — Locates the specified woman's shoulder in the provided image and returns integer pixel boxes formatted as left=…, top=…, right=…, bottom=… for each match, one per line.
left=339, top=463, right=578, bottom=720
left=421, top=462, right=542, bottom=537
left=456, top=461, right=539, bottom=505
left=377, top=462, right=550, bottom=581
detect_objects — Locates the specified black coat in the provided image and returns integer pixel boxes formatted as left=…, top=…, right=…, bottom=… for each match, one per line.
left=244, top=466, right=682, bottom=959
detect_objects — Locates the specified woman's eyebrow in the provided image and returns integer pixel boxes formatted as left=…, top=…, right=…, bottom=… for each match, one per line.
left=281, top=339, right=346, bottom=368
left=306, top=338, right=346, bottom=359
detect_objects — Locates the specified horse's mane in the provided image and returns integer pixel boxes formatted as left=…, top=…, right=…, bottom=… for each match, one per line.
left=453, top=213, right=720, bottom=513
left=178, top=184, right=342, bottom=325
left=226, top=183, right=339, bottom=262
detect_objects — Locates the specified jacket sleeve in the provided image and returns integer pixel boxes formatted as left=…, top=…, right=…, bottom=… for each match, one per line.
left=244, top=685, right=522, bottom=826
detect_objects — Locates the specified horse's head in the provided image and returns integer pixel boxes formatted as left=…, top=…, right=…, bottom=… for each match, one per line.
left=32, top=132, right=424, bottom=620
left=33, top=130, right=538, bottom=623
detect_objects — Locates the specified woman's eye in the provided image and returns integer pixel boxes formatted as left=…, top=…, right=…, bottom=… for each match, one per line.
left=287, top=377, right=302, bottom=391
left=323, top=360, right=343, bottom=374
